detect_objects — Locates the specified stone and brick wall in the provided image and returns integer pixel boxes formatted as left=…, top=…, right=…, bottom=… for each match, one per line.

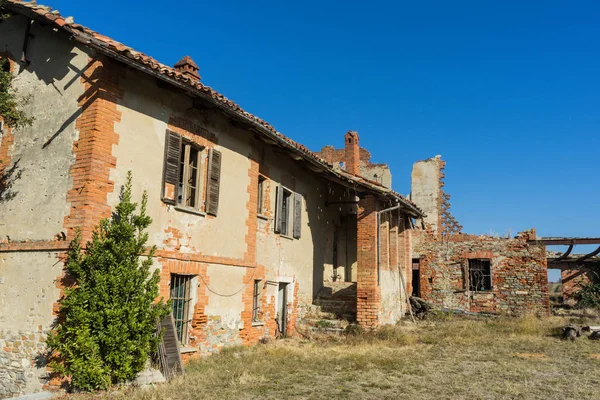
left=0, top=14, right=91, bottom=398
left=0, top=330, right=48, bottom=398
left=411, top=156, right=549, bottom=316
left=414, top=231, right=550, bottom=315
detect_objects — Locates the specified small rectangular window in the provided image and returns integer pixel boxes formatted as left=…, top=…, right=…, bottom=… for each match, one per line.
left=280, top=189, right=292, bottom=236
left=275, top=185, right=301, bottom=238
left=257, top=176, right=266, bottom=215
left=252, top=280, right=262, bottom=322
left=468, top=259, right=492, bottom=291
left=170, top=274, right=194, bottom=344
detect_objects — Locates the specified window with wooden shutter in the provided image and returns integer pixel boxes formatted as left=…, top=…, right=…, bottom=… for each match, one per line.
left=206, top=148, right=222, bottom=216
left=275, top=184, right=297, bottom=237
left=274, top=184, right=283, bottom=233
left=162, top=130, right=182, bottom=204
left=293, top=192, right=302, bottom=239
left=294, top=193, right=302, bottom=239
left=162, top=130, right=208, bottom=212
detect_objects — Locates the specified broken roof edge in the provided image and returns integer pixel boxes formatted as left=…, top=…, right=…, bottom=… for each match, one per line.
left=4, top=0, right=424, bottom=218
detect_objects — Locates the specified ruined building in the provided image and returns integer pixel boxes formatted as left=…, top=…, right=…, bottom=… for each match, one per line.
left=410, top=156, right=550, bottom=315
left=315, top=133, right=393, bottom=188
left=0, top=1, right=422, bottom=397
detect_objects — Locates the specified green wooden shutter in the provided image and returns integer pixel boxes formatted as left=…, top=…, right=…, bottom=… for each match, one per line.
left=274, top=184, right=283, bottom=233
left=206, top=148, right=222, bottom=215
left=162, top=130, right=181, bottom=204
left=293, top=192, right=302, bottom=239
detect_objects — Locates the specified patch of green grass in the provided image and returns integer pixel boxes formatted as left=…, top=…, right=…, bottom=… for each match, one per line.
left=67, top=316, right=600, bottom=400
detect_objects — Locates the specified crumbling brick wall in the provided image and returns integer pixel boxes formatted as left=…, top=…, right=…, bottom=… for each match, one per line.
left=415, top=231, right=550, bottom=315
left=411, top=156, right=549, bottom=316
left=561, top=264, right=599, bottom=301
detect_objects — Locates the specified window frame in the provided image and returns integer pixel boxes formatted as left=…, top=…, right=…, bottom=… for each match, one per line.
left=274, top=184, right=302, bottom=239
left=252, top=279, right=262, bottom=323
left=170, top=274, right=195, bottom=345
left=177, top=140, right=206, bottom=212
left=257, top=175, right=266, bottom=216
left=279, top=187, right=292, bottom=237
left=468, top=258, right=492, bottom=292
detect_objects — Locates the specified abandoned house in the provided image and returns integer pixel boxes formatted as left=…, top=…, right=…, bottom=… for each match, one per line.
left=0, top=1, right=424, bottom=397
left=409, top=156, right=551, bottom=315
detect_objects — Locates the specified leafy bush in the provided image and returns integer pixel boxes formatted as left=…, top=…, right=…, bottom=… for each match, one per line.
left=575, top=272, right=600, bottom=309
left=48, top=172, right=169, bottom=391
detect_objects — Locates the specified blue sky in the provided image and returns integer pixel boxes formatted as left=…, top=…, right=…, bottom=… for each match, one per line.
left=49, top=0, right=598, bottom=279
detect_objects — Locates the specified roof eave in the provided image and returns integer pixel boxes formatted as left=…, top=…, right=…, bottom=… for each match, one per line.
left=4, top=1, right=425, bottom=218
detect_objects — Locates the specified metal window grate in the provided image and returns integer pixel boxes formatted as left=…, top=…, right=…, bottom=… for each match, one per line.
left=468, top=259, right=492, bottom=291
left=252, top=280, right=261, bottom=322
left=170, top=274, right=194, bottom=344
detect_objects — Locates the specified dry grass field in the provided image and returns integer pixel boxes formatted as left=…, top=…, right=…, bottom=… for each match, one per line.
left=68, top=314, right=600, bottom=400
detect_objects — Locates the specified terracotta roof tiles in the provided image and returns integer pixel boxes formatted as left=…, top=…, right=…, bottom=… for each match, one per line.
left=3, top=0, right=423, bottom=216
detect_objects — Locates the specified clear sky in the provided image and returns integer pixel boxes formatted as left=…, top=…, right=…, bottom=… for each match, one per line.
left=48, top=0, right=598, bottom=279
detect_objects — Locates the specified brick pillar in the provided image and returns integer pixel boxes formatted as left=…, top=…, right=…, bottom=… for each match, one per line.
left=344, top=131, right=360, bottom=175
left=356, top=194, right=380, bottom=328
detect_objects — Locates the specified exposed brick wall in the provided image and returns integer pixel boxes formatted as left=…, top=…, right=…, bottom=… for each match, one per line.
left=0, top=54, right=16, bottom=202
left=561, top=265, right=598, bottom=301
left=415, top=230, right=550, bottom=315
left=63, top=56, right=122, bottom=242
left=356, top=195, right=380, bottom=327
left=344, top=131, right=360, bottom=175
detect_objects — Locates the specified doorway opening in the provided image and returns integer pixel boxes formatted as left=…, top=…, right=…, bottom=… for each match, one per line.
left=277, top=283, right=289, bottom=337
left=412, top=258, right=421, bottom=297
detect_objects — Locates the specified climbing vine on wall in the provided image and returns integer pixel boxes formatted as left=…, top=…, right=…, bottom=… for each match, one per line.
left=0, top=58, right=34, bottom=130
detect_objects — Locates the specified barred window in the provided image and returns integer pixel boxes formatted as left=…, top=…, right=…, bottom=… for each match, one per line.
left=468, top=259, right=492, bottom=291
left=252, top=280, right=262, bottom=322
left=170, top=274, right=194, bottom=344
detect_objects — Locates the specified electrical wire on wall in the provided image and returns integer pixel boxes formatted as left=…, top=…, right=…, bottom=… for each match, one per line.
left=197, top=267, right=257, bottom=297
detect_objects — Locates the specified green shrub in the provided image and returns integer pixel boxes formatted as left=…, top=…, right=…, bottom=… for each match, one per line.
left=48, top=172, right=169, bottom=391
left=575, top=272, right=600, bottom=309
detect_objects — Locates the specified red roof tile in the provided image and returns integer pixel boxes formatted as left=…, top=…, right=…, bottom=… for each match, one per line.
left=3, top=0, right=423, bottom=216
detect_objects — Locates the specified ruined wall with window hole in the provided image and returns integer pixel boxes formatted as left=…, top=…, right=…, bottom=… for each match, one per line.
left=413, top=230, right=550, bottom=315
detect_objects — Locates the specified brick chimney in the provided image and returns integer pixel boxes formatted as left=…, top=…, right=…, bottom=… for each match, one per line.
left=174, top=56, right=201, bottom=81
left=344, top=131, right=360, bottom=175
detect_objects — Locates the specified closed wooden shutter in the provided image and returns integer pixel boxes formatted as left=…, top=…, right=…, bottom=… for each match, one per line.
left=162, top=130, right=181, bottom=204
left=206, top=148, right=222, bottom=215
left=156, top=313, right=184, bottom=380
left=274, top=183, right=283, bottom=233
left=293, top=192, right=302, bottom=239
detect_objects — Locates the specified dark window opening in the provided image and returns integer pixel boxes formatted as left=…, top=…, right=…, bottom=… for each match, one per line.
left=257, top=176, right=266, bottom=215
left=177, top=142, right=203, bottom=210
left=170, top=274, right=194, bottom=345
left=280, top=189, right=292, bottom=236
left=412, top=258, right=421, bottom=297
left=252, top=280, right=262, bottom=322
left=468, top=259, right=492, bottom=291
